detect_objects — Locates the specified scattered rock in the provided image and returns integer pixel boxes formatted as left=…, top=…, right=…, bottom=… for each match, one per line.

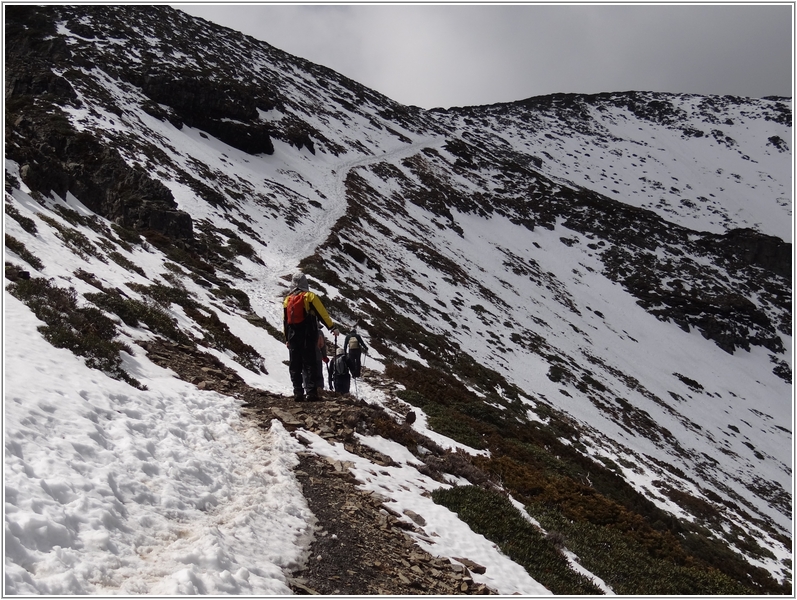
left=454, top=557, right=488, bottom=574
left=4, top=265, right=31, bottom=281
left=404, top=509, right=427, bottom=526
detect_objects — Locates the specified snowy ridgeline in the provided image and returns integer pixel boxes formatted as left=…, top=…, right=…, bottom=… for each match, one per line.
left=438, top=92, right=792, bottom=241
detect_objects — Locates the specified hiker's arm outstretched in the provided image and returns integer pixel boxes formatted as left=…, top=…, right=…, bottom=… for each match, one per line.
left=307, top=293, right=334, bottom=330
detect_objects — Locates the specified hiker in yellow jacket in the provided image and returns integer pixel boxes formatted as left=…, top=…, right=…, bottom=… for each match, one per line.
left=283, top=273, right=337, bottom=401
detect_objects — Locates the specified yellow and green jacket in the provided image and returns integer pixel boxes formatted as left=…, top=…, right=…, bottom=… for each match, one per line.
left=283, top=291, right=334, bottom=339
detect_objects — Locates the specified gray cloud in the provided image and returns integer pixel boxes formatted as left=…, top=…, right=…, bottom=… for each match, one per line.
left=175, top=4, right=792, bottom=109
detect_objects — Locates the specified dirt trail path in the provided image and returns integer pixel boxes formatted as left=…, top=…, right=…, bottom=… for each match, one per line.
left=141, top=338, right=497, bottom=595
left=243, top=135, right=444, bottom=330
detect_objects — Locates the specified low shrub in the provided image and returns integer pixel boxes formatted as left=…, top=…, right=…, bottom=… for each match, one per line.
left=432, top=485, right=604, bottom=595
left=128, top=281, right=193, bottom=308
left=8, top=277, right=142, bottom=388
left=241, top=311, right=284, bottom=343
left=388, top=352, right=779, bottom=593
left=51, top=204, right=89, bottom=228
left=395, top=385, right=488, bottom=450
left=424, top=449, right=491, bottom=486
left=104, top=248, right=146, bottom=277
left=73, top=268, right=104, bottom=289
left=110, top=223, right=141, bottom=250
left=127, top=282, right=263, bottom=372
left=38, top=213, right=104, bottom=261
left=142, top=229, right=215, bottom=276
left=527, top=501, right=759, bottom=595
left=221, top=229, right=263, bottom=264
left=210, top=284, right=252, bottom=312
left=84, top=289, right=192, bottom=346
left=5, top=203, right=38, bottom=234
left=5, top=234, right=44, bottom=271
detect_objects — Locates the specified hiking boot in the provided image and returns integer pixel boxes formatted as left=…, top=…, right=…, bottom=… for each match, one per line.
left=294, top=392, right=305, bottom=402
left=306, top=390, right=319, bottom=402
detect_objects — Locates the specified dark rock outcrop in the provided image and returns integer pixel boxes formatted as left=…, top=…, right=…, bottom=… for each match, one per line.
left=5, top=6, right=195, bottom=241
left=702, top=228, right=792, bottom=281
left=136, top=72, right=276, bottom=155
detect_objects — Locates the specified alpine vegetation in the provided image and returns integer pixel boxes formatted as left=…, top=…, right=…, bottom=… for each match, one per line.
left=4, top=5, right=791, bottom=595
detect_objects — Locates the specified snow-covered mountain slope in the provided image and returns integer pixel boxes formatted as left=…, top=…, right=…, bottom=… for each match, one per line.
left=4, top=4, right=792, bottom=595
left=434, top=92, right=792, bottom=240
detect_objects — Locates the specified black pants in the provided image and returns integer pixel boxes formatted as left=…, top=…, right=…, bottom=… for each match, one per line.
left=287, top=320, right=319, bottom=397
left=333, top=373, right=351, bottom=394
left=348, top=348, right=362, bottom=378
left=302, top=349, right=325, bottom=391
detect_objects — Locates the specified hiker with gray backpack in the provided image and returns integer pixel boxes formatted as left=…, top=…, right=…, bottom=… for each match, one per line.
left=328, top=347, right=351, bottom=395
left=343, top=327, right=368, bottom=378
left=283, top=273, right=337, bottom=402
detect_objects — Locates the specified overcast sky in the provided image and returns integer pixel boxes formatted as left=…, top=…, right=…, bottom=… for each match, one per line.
left=175, top=3, right=793, bottom=109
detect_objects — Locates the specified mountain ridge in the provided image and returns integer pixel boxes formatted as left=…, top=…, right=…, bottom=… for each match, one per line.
left=4, top=4, right=792, bottom=594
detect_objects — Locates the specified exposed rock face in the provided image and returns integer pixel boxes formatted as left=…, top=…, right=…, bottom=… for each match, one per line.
left=5, top=5, right=194, bottom=240
left=707, top=228, right=791, bottom=280
left=135, top=72, right=276, bottom=155
left=9, top=114, right=193, bottom=239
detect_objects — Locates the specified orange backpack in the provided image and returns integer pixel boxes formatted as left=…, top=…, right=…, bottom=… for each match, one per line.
left=286, top=293, right=306, bottom=325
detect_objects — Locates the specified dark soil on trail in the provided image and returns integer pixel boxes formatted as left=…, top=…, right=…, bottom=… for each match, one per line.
left=288, top=451, right=490, bottom=595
